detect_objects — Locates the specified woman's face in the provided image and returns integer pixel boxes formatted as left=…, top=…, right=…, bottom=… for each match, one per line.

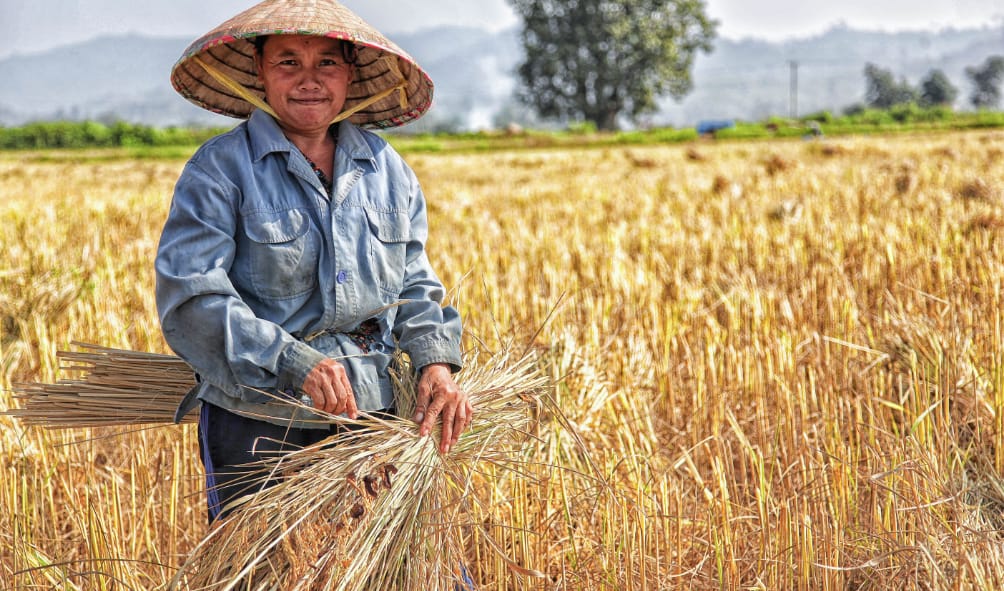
left=255, top=35, right=354, bottom=138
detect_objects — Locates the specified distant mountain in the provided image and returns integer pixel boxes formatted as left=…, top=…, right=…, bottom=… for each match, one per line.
left=1, top=24, right=1002, bottom=130
left=0, top=34, right=218, bottom=126
left=657, top=24, right=1004, bottom=126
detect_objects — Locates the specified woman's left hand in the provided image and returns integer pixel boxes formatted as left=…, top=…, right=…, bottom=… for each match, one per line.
left=414, top=363, right=472, bottom=453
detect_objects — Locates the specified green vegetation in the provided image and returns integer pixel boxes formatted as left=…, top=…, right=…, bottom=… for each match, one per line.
left=0, top=120, right=231, bottom=150
left=1, top=107, right=1003, bottom=158
left=393, top=108, right=1004, bottom=152
left=710, top=107, right=1004, bottom=140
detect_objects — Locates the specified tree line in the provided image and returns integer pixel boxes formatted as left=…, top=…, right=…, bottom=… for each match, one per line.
left=0, top=120, right=229, bottom=150
left=858, top=56, right=1004, bottom=112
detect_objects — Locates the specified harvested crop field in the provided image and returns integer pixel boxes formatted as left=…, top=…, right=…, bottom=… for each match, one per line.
left=3, top=130, right=1004, bottom=589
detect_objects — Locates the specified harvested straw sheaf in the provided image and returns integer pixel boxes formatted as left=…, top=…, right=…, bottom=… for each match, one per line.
left=170, top=348, right=549, bottom=590
left=8, top=341, right=552, bottom=589
left=9, top=342, right=196, bottom=427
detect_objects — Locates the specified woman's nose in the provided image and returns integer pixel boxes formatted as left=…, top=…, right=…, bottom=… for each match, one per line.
left=298, top=69, right=322, bottom=90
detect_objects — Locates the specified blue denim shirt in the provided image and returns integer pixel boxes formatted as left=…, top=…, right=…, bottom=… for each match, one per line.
left=155, top=110, right=462, bottom=428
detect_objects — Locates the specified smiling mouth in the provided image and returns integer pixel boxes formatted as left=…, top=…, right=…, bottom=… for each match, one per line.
left=291, top=98, right=329, bottom=105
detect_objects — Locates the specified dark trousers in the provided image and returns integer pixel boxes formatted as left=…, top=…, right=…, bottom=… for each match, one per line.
left=197, top=401, right=337, bottom=523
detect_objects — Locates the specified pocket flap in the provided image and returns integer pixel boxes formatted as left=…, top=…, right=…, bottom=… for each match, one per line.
left=364, top=208, right=410, bottom=243
left=244, top=209, right=309, bottom=244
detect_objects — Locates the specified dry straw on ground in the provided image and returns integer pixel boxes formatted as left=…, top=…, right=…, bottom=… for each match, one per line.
left=5, top=131, right=1004, bottom=589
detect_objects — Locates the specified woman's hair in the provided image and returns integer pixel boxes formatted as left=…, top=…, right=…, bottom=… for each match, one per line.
left=250, top=35, right=358, bottom=64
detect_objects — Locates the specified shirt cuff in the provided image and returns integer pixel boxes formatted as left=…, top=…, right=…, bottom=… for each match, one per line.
left=277, top=340, right=328, bottom=391
left=406, top=336, right=463, bottom=373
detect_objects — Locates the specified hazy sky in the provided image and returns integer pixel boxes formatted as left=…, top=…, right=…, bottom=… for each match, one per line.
left=2, top=0, right=1002, bottom=59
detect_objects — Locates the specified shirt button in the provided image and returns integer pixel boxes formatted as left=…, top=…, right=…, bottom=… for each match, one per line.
left=336, top=270, right=347, bottom=284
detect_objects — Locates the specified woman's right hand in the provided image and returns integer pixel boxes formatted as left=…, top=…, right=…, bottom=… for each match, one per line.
left=301, top=358, right=358, bottom=418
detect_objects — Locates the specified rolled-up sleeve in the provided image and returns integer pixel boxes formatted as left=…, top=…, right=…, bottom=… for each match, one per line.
left=155, top=161, right=325, bottom=401
left=390, top=170, right=463, bottom=372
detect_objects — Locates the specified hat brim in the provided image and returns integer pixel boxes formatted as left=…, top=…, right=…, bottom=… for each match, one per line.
left=170, top=1, right=434, bottom=129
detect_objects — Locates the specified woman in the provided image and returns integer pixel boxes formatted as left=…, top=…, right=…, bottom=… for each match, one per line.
left=156, top=0, right=472, bottom=522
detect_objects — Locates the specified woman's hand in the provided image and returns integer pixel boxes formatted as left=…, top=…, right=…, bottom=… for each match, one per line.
left=301, top=358, right=358, bottom=418
left=414, top=363, right=472, bottom=453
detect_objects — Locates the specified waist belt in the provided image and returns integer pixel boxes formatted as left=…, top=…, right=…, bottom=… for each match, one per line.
left=173, top=319, right=384, bottom=423
left=304, top=318, right=382, bottom=352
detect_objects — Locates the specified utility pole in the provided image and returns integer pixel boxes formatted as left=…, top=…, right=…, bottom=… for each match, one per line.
left=788, top=60, right=799, bottom=119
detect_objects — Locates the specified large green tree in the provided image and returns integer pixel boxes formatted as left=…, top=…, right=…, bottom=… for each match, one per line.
left=507, top=0, right=717, bottom=130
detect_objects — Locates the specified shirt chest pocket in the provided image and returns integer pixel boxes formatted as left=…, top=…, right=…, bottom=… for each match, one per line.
left=364, top=208, right=410, bottom=297
left=240, top=208, right=320, bottom=300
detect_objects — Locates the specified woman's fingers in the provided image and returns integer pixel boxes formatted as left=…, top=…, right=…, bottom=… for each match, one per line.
left=419, top=394, right=446, bottom=438
left=321, top=379, right=337, bottom=413
left=416, top=364, right=473, bottom=453
left=439, top=404, right=456, bottom=453
left=302, top=359, right=357, bottom=418
left=451, top=400, right=470, bottom=446
left=414, top=377, right=432, bottom=424
left=340, top=370, right=358, bottom=419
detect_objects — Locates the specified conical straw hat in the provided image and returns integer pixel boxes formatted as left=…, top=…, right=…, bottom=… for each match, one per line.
left=171, top=0, right=434, bottom=129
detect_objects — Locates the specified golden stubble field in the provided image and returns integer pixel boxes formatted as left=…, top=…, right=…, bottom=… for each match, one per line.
left=2, top=130, right=1004, bottom=589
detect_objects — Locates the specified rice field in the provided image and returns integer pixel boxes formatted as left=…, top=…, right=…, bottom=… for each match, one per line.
left=2, top=129, right=1004, bottom=589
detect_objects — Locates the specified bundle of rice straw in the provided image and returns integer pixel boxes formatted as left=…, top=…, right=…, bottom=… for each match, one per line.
left=10, top=342, right=197, bottom=427
left=171, top=348, right=549, bottom=590
left=9, top=342, right=551, bottom=588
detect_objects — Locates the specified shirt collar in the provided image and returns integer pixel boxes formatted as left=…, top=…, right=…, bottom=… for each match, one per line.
left=247, top=109, right=377, bottom=168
